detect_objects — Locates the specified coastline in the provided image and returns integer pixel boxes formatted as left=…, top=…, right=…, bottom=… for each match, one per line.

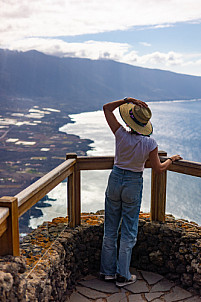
left=0, top=98, right=93, bottom=233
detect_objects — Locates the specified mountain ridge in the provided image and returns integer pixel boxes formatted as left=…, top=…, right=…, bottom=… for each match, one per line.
left=1, top=49, right=201, bottom=111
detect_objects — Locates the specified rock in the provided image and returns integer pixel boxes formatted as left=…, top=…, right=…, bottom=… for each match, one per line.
left=181, top=273, right=193, bottom=287
left=191, top=259, right=201, bottom=274
left=193, top=273, right=201, bottom=286
left=165, top=260, right=176, bottom=272
left=176, top=264, right=186, bottom=274
left=149, top=250, right=164, bottom=266
left=163, top=286, right=192, bottom=301
left=0, top=271, right=13, bottom=292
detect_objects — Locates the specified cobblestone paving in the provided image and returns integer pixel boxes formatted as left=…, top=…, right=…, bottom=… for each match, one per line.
left=66, top=268, right=201, bottom=302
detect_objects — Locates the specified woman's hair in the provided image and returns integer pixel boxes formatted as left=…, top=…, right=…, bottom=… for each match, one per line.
left=130, top=129, right=150, bottom=137
left=130, top=129, right=141, bottom=135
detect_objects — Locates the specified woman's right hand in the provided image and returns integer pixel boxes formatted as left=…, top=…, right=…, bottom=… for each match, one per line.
left=169, top=154, right=183, bottom=162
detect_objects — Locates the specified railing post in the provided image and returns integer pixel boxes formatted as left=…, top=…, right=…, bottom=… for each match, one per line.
left=151, top=152, right=167, bottom=222
left=0, top=197, right=20, bottom=256
left=66, top=153, right=81, bottom=227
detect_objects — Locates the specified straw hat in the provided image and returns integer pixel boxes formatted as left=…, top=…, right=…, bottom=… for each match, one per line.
left=119, top=103, right=153, bottom=136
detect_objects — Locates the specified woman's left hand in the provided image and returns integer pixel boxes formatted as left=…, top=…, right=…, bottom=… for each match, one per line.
left=127, top=97, right=148, bottom=108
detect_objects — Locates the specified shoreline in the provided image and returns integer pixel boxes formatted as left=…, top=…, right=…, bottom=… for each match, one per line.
left=0, top=98, right=94, bottom=233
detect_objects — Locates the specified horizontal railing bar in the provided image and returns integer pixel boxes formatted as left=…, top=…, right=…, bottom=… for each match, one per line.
left=16, top=158, right=76, bottom=216
left=0, top=219, right=7, bottom=238
left=0, top=207, right=9, bottom=225
left=18, top=166, right=74, bottom=217
left=77, top=155, right=201, bottom=177
left=160, top=157, right=201, bottom=177
left=76, top=151, right=168, bottom=171
left=77, top=156, right=114, bottom=170
left=161, top=156, right=201, bottom=169
left=0, top=207, right=9, bottom=237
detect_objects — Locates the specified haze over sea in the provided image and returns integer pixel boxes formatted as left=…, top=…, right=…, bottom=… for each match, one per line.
left=29, top=99, right=201, bottom=229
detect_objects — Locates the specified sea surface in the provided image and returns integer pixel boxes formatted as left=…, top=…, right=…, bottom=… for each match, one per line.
left=29, top=99, right=201, bottom=228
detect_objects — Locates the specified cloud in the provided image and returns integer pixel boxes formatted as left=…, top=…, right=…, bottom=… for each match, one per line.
left=1, top=0, right=201, bottom=46
left=5, top=38, right=130, bottom=60
left=139, top=42, right=151, bottom=47
left=5, top=37, right=201, bottom=76
left=151, top=24, right=174, bottom=29
left=137, top=51, right=183, bottom=66
left=1, top=0, right=201, bottom=76
left=128, top=51, right=201, bottom=76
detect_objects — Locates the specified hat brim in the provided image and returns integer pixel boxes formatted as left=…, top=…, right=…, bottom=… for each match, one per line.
left=119, top=103, right=153, bottom=136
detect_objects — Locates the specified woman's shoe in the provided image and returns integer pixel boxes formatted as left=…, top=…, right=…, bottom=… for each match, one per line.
left=116, top=274, right=137, bottom=287
left=99, top=273, right=116, bottom=282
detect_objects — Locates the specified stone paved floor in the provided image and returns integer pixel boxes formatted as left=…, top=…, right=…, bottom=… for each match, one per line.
left=66, top=268, right=201, bottom=302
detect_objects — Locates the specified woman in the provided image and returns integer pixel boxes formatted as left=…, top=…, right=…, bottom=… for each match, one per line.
left=100, top=97, right=182, bottom=287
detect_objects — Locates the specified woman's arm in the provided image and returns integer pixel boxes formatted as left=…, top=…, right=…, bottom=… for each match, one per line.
left=103, top=97, right=148, bottom=134
left=149, top=147, right=183, bottom=174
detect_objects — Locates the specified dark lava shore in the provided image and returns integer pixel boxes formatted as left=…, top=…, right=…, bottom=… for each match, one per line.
left=0, top=96, right=93, bottom=233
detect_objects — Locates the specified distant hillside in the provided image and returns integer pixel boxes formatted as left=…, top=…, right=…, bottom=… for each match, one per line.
left=1, top=49, right=201, bottom=111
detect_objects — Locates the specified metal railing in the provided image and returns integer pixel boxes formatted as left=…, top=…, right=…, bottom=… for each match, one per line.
left=0, top=151, right=201, bottom=256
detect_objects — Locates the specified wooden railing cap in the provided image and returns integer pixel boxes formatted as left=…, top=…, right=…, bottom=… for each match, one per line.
left=0, top=207, right=9, bottom=224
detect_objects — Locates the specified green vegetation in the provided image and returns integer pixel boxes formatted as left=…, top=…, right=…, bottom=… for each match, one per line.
left=62, top=141, right=73, bottom=145
left=31, top=157, right=47, bottom=160
left=26, top=168, right=38, bottom=174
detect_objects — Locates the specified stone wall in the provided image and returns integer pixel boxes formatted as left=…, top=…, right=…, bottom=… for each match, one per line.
left=0, top=214, right=200, bottom=301
left=131, top=215, right=201, bottom=294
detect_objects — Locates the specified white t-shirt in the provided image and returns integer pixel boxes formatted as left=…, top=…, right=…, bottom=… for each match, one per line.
left=114, top=126, right=158, bottom=172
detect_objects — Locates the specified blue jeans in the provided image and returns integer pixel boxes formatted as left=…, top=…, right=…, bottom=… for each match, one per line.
left=100, top=165, right=143, bottom=280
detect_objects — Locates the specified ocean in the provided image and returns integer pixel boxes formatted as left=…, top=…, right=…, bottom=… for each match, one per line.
left=29, top=99, right=201, bottom=228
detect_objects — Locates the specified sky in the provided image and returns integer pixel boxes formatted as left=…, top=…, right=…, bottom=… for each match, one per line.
left=1, top=0, right=201, bottom=76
